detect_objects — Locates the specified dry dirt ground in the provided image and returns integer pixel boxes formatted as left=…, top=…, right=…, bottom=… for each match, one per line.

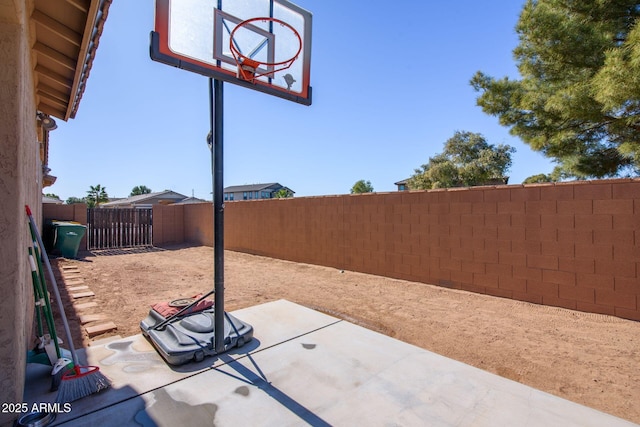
left=50, top=244, right=640, bottom=424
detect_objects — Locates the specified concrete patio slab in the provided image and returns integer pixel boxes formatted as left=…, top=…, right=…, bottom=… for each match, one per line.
left=22, top=300, right=637, bottom=426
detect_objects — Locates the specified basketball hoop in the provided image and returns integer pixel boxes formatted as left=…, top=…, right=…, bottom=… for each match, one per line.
left=229, top=17, right=302, bottom=84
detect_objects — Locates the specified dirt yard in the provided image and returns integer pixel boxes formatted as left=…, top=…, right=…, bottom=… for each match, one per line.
left=51, top=244, right=639, bottom=423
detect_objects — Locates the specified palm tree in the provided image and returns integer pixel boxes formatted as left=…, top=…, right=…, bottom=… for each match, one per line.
left=273, top=188, right=293, bottom=198
left=86, top=184, right=109, bottom=208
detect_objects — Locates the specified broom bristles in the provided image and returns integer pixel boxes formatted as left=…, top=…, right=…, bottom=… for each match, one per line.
left=50, top=358, right=74, bottom=392
left=55, top=366, right=111, bottom=403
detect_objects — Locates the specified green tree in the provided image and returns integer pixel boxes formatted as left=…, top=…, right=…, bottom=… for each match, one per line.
left=408, top=131, right=515, bottom=190
left=471, top=0, right=640, bottom=179
left=65, top=197, right=86, bottom=205
left=350, top=180, right=374, bottom=194
left=523, top=173, right=553, bottom=184
left=44, top=193, right=60, bottom=200
left=130, top=185, right=152, bottom=196
left=86, top=184, right=109, bottom=208
left=273, top=188, right=293, bottom=198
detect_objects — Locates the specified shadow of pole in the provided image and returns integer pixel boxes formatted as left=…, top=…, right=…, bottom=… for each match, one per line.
left=216, top=353, right=332, bottom=427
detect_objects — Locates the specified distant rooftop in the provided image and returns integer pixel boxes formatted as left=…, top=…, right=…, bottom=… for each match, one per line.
left=101, top=190, right=188, bottom=207
left=224, top=183, right=294, bottom=194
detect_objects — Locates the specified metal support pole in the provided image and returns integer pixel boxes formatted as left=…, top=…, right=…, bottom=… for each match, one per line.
left=210, top=77, right=225, bottom=353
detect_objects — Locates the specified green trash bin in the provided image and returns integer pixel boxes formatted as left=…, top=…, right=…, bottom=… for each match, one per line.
left=52, top=221, right=86, bottom=258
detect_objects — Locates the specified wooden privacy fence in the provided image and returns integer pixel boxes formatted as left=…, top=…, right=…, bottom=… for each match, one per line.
left=87, top=208, right=153, bottom=249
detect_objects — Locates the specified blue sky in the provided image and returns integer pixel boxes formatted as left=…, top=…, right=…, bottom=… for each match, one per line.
left=47, top=0, right=555, bottom=202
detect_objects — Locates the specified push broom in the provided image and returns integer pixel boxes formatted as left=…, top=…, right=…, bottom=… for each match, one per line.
left=29, top=245, right=74, bottom=390
left=25, top=205, right=110, bottom=402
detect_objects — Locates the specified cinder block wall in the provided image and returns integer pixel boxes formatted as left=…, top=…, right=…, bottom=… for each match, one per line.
left=152, top=202, right=220, bottom=247
left=183, top=202, right=213, bottom=246
left=221, top=180, right=639, bottom=322
left=81, top=180, right=638, bottom=322
left=153, top=204, right=185, bottom=245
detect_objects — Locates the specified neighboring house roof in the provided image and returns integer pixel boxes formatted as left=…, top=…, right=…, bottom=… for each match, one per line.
left=42, top=195, right=63, bottom=204
left=101, top=190, right=188, bottom=207
left=224, top=183, right=294, bottom=194
left=175, top=197, right=208, bottom=205
left=394, top=178, right=411, bottom=186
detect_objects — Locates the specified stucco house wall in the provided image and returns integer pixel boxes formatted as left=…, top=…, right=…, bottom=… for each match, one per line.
left=0, top=2, right=42, bottom=424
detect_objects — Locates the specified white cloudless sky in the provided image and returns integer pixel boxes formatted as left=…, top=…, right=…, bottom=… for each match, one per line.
left=47, top=0, right=555, bottom=202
